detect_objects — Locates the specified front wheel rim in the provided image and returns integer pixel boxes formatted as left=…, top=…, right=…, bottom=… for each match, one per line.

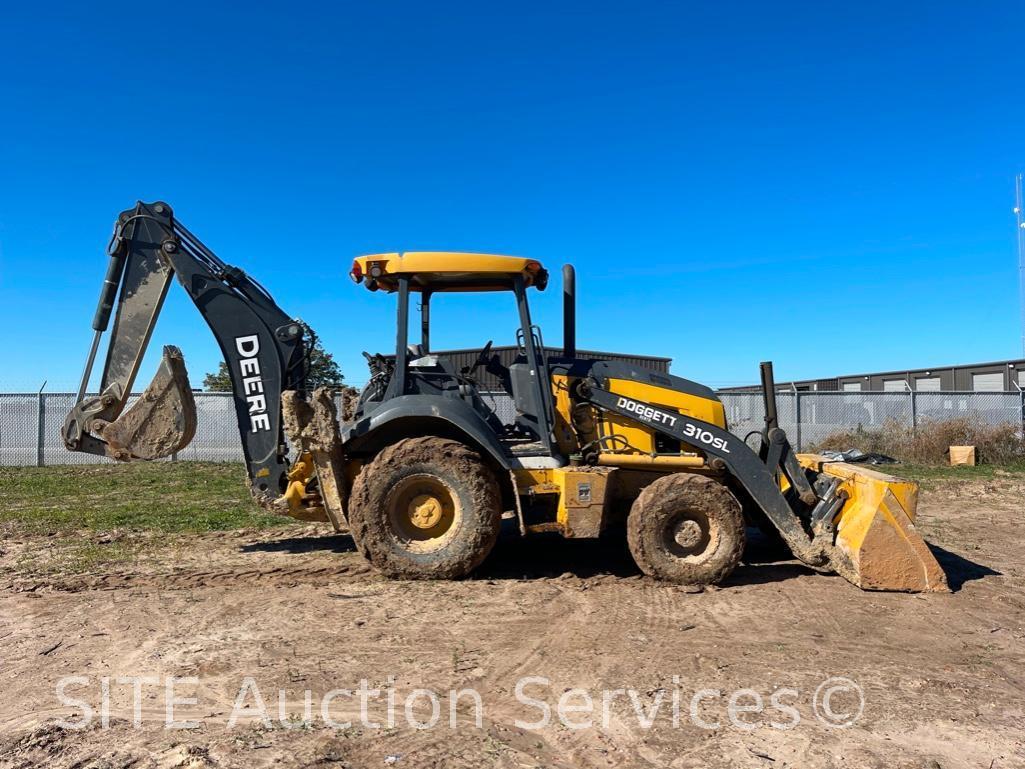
left=662, top=509, right=718, bottom=561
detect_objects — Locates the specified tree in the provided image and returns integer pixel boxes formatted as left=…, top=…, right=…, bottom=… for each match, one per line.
left=202, top=339, right=346, bottom=392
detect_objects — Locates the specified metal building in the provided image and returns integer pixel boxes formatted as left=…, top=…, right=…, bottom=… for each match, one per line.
left=720, top=358, right=1025, bottom=393
left=412, top=346, right=671, bottom=392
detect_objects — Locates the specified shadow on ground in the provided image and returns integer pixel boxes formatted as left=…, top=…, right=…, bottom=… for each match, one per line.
left=241, top=534, right=357, bottom=555
left=476, top=526, right=815, bottom=586
left=239, top=525, right=825, bottom=588
left=725, top=562, right=818, bottom=587
left=477, top=528, right=640, bottom=580
left=928, top=543, right=1000, bottom=591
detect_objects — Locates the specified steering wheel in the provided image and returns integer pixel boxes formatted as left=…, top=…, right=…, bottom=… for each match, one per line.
left=463, top=340, right=494, bottom=376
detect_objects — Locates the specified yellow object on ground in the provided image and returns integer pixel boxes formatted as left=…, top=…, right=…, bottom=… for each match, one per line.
left=799, top=456, right=949, bottom=592
left=949, top=446, right=976, bottom=466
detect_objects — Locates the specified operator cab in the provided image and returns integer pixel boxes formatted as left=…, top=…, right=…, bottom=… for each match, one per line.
left=349, top=252, right=557, bottom=458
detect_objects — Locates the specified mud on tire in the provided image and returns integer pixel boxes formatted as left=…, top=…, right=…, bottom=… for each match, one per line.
left=627, top=473, right=745, bottom=585
left=348, top=437, right=502, bottom=579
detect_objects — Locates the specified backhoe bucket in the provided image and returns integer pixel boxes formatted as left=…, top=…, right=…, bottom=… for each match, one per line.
left=799, top=456, right=949, bottom=592
left=97, top=346, right=198, bottom=461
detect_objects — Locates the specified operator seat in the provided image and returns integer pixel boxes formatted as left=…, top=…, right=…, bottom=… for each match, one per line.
left=506, top=357, right=545, bottom=439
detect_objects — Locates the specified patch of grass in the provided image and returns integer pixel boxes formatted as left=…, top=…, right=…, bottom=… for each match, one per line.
left=13, top=538, right=143, bottom=574
left=886, top=462, right=1025, bottom=487
left=0, top=462, right=291, bottom=535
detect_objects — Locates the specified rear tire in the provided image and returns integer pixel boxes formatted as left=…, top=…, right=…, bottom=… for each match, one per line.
left=348, top=437, right=501, bottom=579
left=627, top=474, right=745, bottom=585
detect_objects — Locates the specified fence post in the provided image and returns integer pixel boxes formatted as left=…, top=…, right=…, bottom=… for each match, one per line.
left=36, top=381, right=47, bottom=467
left=1018, top=383, right=1024, bottom=434
left=910, top=386, right=917, bottom=434
left=793, top=387, right=802, bottom=452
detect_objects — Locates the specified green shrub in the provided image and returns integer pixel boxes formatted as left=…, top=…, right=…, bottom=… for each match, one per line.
left=809, top=417, right=1025, bottom=465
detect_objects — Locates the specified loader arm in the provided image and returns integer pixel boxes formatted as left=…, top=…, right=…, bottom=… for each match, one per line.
left=578, top=376, right=949, bottom=592
left=578, top=381, right=836, bottom=569
left=63, top=201, right=309, bottom=506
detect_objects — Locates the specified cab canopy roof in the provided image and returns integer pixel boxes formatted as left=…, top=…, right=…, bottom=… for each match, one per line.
left=350, top=252, right=548, bottom=293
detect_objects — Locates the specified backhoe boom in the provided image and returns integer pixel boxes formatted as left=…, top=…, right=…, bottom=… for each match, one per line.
left=63, top=201, right=309, bottom=505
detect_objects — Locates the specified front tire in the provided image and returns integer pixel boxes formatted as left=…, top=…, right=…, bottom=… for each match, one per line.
left=348, top=437, right=501, bottom=579
left=627, top=474, right=745, bottom=585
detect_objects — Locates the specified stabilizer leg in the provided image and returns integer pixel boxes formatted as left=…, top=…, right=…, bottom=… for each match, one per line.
left=281, top=388, right=348, bottom=531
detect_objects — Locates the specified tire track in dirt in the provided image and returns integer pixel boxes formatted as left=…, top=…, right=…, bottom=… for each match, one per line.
left=479, top=578, right=599, bottom=687
left=2, top=478, right=1022, bottom=769
left=476, top=577, right=723, bottom=767
left=2, top=561, right=375, bottom=594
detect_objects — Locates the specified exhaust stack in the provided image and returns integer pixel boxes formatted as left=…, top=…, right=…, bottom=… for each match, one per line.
left=563, top=264, right=576, bottom=358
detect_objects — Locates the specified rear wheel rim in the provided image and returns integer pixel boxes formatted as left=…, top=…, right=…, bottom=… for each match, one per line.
left=385, top=474, right=462, bottom=553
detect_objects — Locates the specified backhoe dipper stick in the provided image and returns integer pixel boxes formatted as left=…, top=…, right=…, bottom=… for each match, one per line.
left=63, top=201, right=310, bottom=506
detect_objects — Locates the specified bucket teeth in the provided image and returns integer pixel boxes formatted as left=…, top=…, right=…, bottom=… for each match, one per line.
left=98, top=346, right=197, bottom=461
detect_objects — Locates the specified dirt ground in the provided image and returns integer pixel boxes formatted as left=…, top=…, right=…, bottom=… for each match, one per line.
left=1, top=476, right=1023, bottom=769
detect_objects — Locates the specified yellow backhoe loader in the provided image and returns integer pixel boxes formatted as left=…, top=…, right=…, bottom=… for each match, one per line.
left=64, top=201, right=948, bottom=591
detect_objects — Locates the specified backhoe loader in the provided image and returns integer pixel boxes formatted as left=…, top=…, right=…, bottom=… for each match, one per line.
left=64, top=201, right=948, bottom=591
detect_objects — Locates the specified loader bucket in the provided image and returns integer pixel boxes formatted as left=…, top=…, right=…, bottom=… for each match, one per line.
left=798, top=456, right=949, bottom=592
left=98, top=346, right=198, bottom=461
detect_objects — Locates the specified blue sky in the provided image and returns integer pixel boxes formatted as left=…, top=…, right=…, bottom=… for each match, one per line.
left=1, top=1, right=1023, bottom=392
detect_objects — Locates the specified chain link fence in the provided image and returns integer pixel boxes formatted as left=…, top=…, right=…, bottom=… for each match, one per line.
left=1, top=389, right=1023, bottom=466
left=0, top=391, right=521, bottom=466
left=718, top=390, right=1025, bottom=451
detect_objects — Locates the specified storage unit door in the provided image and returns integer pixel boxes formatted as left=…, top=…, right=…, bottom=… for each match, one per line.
left=972, top=372, right=1004, bottom=392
